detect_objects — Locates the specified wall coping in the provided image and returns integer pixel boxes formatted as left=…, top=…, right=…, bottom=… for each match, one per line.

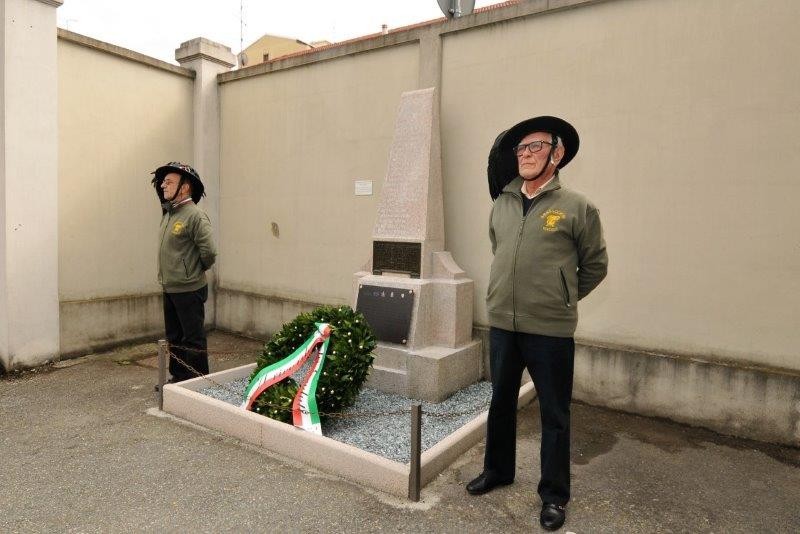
left=218, top=32, right=421, bottom=84
left=57, top=28, right=195, bottom=78
left=217, top=0, right=607, bottom=83
left=54, top=1, right=606, bottom=83
left=175, top=37, right=236, bottom=68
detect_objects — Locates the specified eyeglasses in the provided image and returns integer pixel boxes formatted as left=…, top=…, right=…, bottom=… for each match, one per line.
left=514, top=140, right=554, bottom=157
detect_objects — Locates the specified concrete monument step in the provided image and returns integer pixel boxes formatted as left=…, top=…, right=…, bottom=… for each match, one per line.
left=366, top=365, right=409, bottom=396
left=365, top=340, right=483, bottom=402
left=370, top=344, right=408, bottom=371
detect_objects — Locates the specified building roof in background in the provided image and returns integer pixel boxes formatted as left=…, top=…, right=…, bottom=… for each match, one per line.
left=239, top=1, right=520, bottom=68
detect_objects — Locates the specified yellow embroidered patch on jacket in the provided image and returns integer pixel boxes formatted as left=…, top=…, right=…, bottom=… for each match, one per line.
left=171, top=221, right=185, bottom=236
left=541, top=209, right=566, bottom=232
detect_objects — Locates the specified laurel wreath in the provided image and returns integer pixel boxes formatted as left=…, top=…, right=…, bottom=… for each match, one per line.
left=248, top=305, right=376, bottom=424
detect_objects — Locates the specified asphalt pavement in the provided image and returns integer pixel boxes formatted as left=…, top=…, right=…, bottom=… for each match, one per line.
left=2, top=331, right=798, bottom=533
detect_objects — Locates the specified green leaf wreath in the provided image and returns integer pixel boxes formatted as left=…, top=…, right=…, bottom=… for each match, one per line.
left=248, top=305, right=376, bottom=424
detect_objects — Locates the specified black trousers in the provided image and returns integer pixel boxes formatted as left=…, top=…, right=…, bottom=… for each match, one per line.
left=483, top=327, right=575, bottom=506
left=163, top=285, right=209, bottom=382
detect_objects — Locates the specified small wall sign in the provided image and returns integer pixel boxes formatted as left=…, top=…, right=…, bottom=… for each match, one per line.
left=354, top=180, right=373, bottom=196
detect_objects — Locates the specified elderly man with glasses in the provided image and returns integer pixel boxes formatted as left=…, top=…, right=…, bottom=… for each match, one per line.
left=151, top=162, right=217, bottom=383
left=468, top=116, right=608, bottom=531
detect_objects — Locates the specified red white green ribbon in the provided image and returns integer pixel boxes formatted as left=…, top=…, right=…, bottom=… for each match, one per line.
left=241, top=323, right=331, bottom=434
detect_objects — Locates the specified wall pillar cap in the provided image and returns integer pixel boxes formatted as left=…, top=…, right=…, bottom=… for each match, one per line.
left=175, top=37, right=236, bottom=68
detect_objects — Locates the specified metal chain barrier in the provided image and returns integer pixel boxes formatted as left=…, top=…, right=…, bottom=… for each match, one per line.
left=162, top=342, right=490, bottom=420
left=159, top=340, right=491, bottom=503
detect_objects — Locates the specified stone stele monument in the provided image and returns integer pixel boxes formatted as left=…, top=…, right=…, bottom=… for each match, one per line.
left=353, top=87, right=482, bottom=402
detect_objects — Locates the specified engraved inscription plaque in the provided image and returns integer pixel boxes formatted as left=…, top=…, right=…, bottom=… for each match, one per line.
left=372, top=241, right=421, bottom=278
left=356, top=285, right=414, bottom=344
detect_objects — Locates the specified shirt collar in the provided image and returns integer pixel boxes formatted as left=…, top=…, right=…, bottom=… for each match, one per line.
left=171, top=197, right=193, bottom=210
left=520, top=175, right=555, bottom=200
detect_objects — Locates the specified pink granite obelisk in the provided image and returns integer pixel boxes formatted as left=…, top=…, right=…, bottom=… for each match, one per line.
left=353, top=88, right=481, bottom=402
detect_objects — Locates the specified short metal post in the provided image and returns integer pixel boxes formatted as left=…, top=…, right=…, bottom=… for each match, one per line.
left=408, top=403, right=422, bottom=502
left=157, top=339, right=167, bottom=410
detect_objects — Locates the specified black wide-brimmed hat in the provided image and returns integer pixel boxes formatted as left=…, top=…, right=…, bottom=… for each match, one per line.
left=151, top=161, right=205, bottom=204
left=487, top=116, right=579, bottom=200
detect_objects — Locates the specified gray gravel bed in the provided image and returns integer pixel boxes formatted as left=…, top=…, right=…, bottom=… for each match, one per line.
left=200, top=378, right=492, bottom=464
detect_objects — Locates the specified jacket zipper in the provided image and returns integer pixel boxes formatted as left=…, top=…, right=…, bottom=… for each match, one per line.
left=511, top=193, right=542, bottom=331
left=158, top=213, right=172, bottom=282
left=511, top=215, right=525, bottom=331
left=559, top=266, right=572, bottom=308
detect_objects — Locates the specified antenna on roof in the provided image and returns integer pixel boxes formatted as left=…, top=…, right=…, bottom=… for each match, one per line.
left=238, top=0, right=248, bottom=68
left=437, top=0, right=475, bottom=18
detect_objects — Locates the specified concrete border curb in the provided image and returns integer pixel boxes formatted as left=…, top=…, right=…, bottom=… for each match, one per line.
left=162, top=364, right=537, bottom=498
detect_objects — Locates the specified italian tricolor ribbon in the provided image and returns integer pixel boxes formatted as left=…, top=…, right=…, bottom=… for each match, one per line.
left=241, top=322, right=331, bottom=434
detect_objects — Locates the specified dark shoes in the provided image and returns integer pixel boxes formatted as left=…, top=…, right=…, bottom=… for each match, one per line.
left=466, top=474, right=566, bottom=530
left=465, top=472, right=513, bottom=495
left=540, top=503, right=566, bottom=531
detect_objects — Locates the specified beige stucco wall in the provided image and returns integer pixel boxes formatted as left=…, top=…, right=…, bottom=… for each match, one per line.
left=216, top=0, right=799, bottom=372
left=218, top=43, right=419, bottom=304
left=441, top=0, right=800, bottom=370
left=58, top=38, right=194, bottom=301
left=44, top=1, right=797, bottom=441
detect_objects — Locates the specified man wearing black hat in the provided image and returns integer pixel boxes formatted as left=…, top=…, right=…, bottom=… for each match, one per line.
left=468, top=117, right=608, bottom=531
left=152, top=162, right=217, bottom=383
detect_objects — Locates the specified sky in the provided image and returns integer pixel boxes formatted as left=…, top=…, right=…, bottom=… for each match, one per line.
left=56, top=1, right=497, bottom=65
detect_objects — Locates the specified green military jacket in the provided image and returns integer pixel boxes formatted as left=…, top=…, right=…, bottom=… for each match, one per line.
left=487, top=175, right=608, bottom=337
left=158, top=201, right=217, bottom=293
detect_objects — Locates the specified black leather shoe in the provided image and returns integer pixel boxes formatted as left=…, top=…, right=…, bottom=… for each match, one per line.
left=540, top=503, right=566, bottom=531
left=465, top=473, right=513, bottom=495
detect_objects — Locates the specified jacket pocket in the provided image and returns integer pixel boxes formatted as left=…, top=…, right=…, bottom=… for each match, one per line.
left=182, top=258, right=189, bottom=279
left=558, top=266, right=571, bottom=308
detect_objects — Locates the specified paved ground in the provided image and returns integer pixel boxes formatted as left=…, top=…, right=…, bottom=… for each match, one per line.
left=2, top=331, right=799, bottom=533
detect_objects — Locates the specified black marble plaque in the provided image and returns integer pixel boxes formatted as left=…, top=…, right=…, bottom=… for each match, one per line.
left=356, top=285, right=414, bottom=345
left=372, top=241, right=421, bottom=278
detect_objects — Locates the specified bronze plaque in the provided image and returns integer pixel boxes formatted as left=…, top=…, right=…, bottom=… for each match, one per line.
left=372, top=241, right=421, bottom=278
left=356, top=285, right=414, bottom=344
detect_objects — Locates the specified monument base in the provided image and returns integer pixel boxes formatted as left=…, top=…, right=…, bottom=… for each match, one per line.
left=354, top=264, right=482, bottom=402
left=366, top=340, right=482, bottom=402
